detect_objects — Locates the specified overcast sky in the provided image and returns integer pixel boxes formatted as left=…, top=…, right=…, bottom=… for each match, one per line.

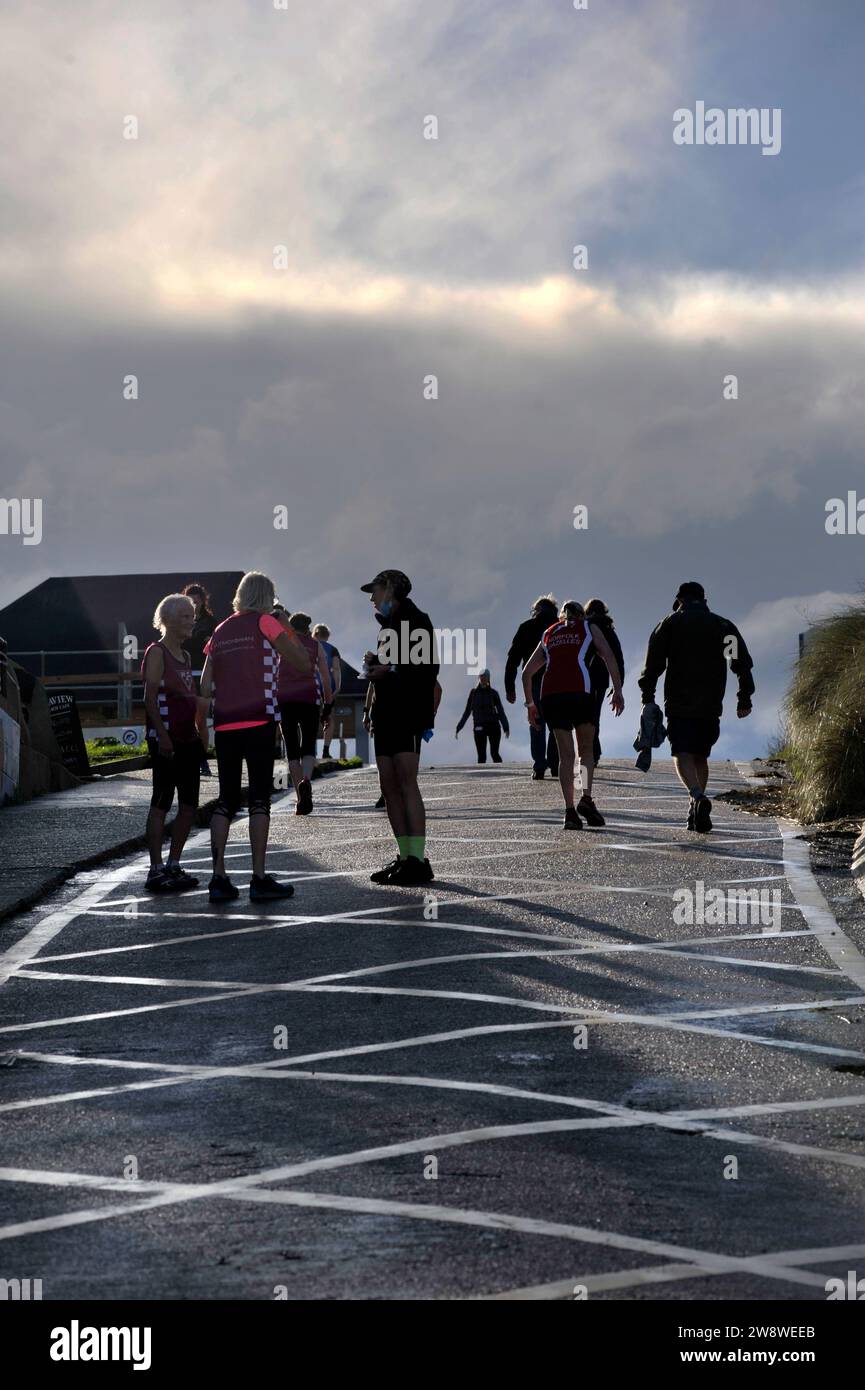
left=1, top=0, right=864, bottom=762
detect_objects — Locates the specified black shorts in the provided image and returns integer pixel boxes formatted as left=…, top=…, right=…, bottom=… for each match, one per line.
left=667, top=715, right=720, bottom=757
left=540, top=692, right=597, bottom=732
left=213, top=722, right=276, bottom=818
left=148, top=737, right=202, bottom=812
left=279, top=701, right=320, bottom=760
left=374, top=724, right=424, bottom=758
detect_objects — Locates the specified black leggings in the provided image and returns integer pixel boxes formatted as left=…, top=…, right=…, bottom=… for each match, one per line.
left=279, top=700, right=320, bottom=760
left=473, top=721, right=502, bottom=763
left=213, top=723, right=275, bottom=819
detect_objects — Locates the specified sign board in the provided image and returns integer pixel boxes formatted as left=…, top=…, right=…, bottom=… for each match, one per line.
left=47, top=693, right=91, bottom=777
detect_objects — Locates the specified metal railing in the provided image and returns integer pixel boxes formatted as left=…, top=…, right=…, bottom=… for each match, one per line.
left=8, top=641, right=140, bottom=721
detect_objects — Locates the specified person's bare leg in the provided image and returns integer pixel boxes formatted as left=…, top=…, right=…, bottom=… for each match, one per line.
left=210, top=812, right=231, bottom=877
left=288, top=758, right=303, bottom=793
left=674, top=754, right=699, bottom=793
left=301, top=753, right=316, bottom=780
left=249, top=811, right=269, bottom=878
left=694, top=756, right=709, bottom=794
left=168, top=804, right=195, bottom=861
left=377, top=757, right=408, bottom=838
left=554, top=728, right=575, bottom=808
left=393, top=752, right=424, bottom=836
left=146, top=807, right=167, bottom=866
left=575, top=725, right=595, bottom=798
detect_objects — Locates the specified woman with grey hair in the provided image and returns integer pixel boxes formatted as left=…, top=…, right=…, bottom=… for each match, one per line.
left=141, top=593, right=208, bottom=893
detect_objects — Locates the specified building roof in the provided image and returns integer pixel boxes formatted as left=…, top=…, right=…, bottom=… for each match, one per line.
left=0, top=573, right=243, bottom=675
left=0, top=573, right=367, bottom=693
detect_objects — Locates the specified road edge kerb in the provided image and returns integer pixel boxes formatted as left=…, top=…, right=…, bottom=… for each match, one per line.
left=852, top=824, right=865, bottom=903
left=0, top=762, right=365, bottom=927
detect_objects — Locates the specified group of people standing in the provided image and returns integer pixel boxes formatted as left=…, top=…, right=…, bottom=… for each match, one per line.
left=139, top=565, right=756, bottom=900
left=141, top=573, right=343, bottom=901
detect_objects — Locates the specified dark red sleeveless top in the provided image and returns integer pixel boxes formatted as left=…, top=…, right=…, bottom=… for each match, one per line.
left=277, top=630, right=319, bottom=703
left=141, top=642, right=198, bottom=743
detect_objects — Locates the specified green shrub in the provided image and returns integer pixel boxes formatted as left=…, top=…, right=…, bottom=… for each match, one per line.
left=785, top=600, right=865, bottom=822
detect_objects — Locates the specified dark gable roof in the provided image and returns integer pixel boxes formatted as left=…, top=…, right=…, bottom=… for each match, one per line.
left=0, top=573, right=368, bottom=694
left=0, top=573, right=243, bottom=675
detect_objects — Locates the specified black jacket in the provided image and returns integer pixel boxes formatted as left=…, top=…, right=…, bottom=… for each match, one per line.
left=504, top=603, right=559, bottom=700
left=587, top=614, right=624, bottom=694
left=369, top=597, right=439, bottom=732
left=456, top=685, right=509, bottom=735
left=184, top=612, right=216, bottom=673
left=638, top=600, right=754, bottom=719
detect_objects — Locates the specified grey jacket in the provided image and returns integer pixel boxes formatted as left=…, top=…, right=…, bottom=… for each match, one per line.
left=633, top=701, right=667, bottom=772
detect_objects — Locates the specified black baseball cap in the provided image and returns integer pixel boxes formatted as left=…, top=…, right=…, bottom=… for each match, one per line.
left=360, top=569, right=412, bottom=597
left=675, top=581, right=705, bottom=604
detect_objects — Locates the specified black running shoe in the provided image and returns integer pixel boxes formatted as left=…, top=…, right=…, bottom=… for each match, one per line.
left=370, top=857, right=402, bottom=883
left=563, top=806, right=583, bottom=830
left=208, top=874, right=239, bottom=903
left=687, top=802, right=696, bottom=831
left=296, top=778, right=313, bottom=815
left=531, top=770, right=545, bottom=781
left=145, top=866, right=169, bottom=893
left=162, top=865, right=199, bottom=892
left=577, top=795, right=605, bottom=827
left=694, top=795, right=713, bottom=833
left=391, top=856, right=435, bottom=885
left=374, top=794, right=386, bottom=809
left=321, top=745, right=331, bottom=759
left=249, top=874, right=295, bottom=902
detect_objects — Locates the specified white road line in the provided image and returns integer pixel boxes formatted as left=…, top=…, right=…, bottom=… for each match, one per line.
left=779, top=819, right=865, bottom=991
left=483, top=1241, right=865, bottom=1299
left=4, top=996, right=865, bottom=1115
left=0, top=861, right=146, bottom=987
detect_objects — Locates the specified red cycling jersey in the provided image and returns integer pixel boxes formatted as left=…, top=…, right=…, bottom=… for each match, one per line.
left=540, top=620, right=595, bottom=698
left=141, top=642, right=199, bottom=744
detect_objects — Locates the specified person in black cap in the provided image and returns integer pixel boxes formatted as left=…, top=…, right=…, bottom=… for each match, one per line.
left=504, top=594, right=560, bottom=780
left=638, top=582, right=755, bottom=831
left=360, top=569, right=438, bottom=885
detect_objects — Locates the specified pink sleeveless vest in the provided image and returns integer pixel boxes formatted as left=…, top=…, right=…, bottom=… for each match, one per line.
left=207, top=612, right=279, bottom=729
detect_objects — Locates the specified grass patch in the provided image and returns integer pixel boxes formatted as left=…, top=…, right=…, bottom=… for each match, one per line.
left=785, top=599, right=865, bottom=823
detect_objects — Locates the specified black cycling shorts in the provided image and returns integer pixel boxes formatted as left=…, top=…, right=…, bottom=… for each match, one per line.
left=540, top=692, right=597, bottom=732
left=148, top=737, right=202, bottom=812
left=374, top=724, right=423, bottom=758
left=213, top=722, right=276, bottom=818
left=279, top=700, right=320, bottom=760
left=666, top=715, right=720, bottom=758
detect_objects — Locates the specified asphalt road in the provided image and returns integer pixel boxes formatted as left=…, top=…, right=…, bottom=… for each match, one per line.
left=1, top=760, right=864, bottom=1301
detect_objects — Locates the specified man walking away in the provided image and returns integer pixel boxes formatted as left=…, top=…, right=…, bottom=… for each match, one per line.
left=584, top=598, right=625, bottom=766
left=456, top=670, right=509, bottom=763
left=638, top=581, right=754, bottom=832
left=361, top=569, right=438, bottom=885
left=505, top=595, right=560, bottom=779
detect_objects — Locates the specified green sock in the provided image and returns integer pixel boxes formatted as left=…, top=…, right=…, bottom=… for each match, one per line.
left=406, top=835, right=426, bottom=862
left=396, top=835, right=410, bottom=859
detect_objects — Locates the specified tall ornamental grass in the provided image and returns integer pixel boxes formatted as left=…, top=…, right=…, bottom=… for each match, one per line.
left=785, top=602, right=865, bottom=823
